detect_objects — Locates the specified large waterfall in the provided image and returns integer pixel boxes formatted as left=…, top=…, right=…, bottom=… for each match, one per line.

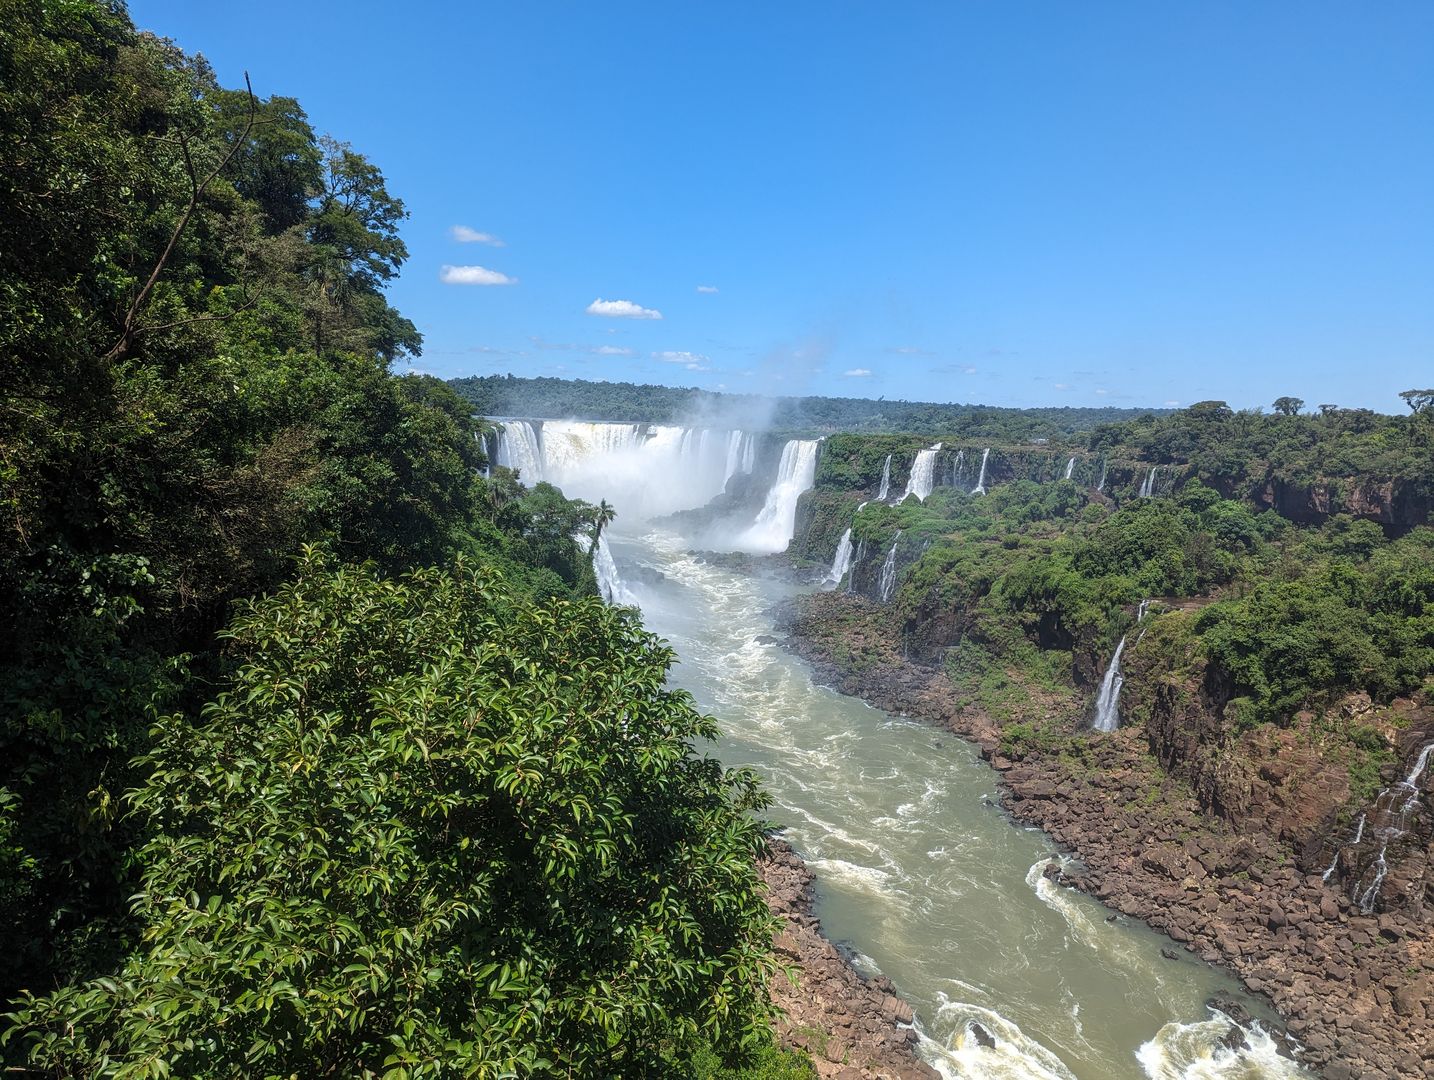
left=494, top=419, right=756, bottom=520
left=824, top=528, right=854, bottom=589
left=902, top=443, right=942, bottom=502
left=971, top=448, right=991, bottom=495
left=1091, top=636, right=1128, bottom=732
left=737, top=439, right=820, bottom=553
left=879, top=530, right=902, bottom=602
left=592, top=534, right=638, bottom=606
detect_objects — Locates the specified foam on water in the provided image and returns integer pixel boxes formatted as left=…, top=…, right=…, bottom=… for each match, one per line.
left=1137, top=1013, right=1307, bottom=1080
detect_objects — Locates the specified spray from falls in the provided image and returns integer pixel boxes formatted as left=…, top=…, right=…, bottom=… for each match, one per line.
left=738, top=439, right=820, bottom=553
left=971, top=448, right=991, bottom=495
left=1091, top=637, right=1128, bottom=733
left=879, top=531, right=902, bottom=602
left=903, top=443, right=942, bottom=502
left=876, top=454, right=892, bottom=501
left=824, top=528, right=854, bottom=589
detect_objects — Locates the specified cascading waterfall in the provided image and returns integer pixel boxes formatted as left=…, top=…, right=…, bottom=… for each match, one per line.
left=1346, top=742, right=1434, bottom=912
left=1139, top=466, right=1158, bottom=498
left=971, top=448, right=991, bottom=495
left=879, top=530, right=902, bottom=602
left=847, top=539, right=867, bottom=594
left=824, top=528, right=854, bottom=590
left=592, top=534, right=639, bottom=606
left=1322, top=814, right=1367, bottom=883
left=495, top=419, right=544, bottom=482
left=1091, top=636, right=1128, bottom=733
left=1096, top=459, right=1108, bottom=492
left=738, top=439, right=820, bottom=553
left=497, top=419, right=752, bottom=519
left=876, top=454, right=892, bottom=501
left=1064, top=456, right=1076, bottom=481
left=903, top=443, right=943, bottom=502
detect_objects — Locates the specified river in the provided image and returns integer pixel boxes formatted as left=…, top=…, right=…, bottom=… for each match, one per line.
left=606, top=527, right=1308, bottom=1080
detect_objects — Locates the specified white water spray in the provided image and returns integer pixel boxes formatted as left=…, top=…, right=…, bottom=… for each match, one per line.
left=825, top=528, right=855, bottom=589
left=879, top=530, right=902, bottom=602
left=738, top=439, right=819, bottom=553
left=904, top=443, right=943, bottom=502
left=971, top=448, right=991, bottom=495
left=1092, top=637, right=1128, bottom=733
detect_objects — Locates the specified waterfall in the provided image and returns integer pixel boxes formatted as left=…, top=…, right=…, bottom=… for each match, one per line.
left=1139, top=466, right=1158, bottom=498
left=1322, top=814, right=1367, bottom=883
left=1096, top=459, right=1108, bottom=492
left=592, top=534, right=639, bottom=606
left=847, top=539, right=867, bottom=594
left=723, top=430, right=756, bottom=485
left=1091, top=636, right=1128, bottom=732
left=949, top=449, right=965, bottom=488
left=1347, top=741, right=1434, bottom=912
left=971, top=448, right=991, bottom=495
left=495, top=419, right=544, bottom=482
left=876, top=454, right=892, bottom=501
left=499, top=419, right=749, bottom=519
left=902, top=442, right=942, bottom=502
left=879, top=530, right=902, bottom=602
left=824, top=528, right=854, bottom=590
left=1064, top=456, right=1076, bottom=481
left=738, top=439, right=820, bottom=553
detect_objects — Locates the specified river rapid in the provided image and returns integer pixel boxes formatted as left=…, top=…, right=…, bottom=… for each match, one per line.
left=606, top=527, right=1309, bottom=1080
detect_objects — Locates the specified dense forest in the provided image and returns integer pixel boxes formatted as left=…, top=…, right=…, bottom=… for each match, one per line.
left=0, top=4, right=798, bottom=1075
left=450, top=372, right=1167, bottom=439
left=799, top=400, right=1434, bottom=807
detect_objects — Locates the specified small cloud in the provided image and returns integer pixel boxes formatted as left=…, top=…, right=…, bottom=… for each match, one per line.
left=594, top=345, right=635, bottom=357
left=696, top=284, right=719, bottom=294
left=450, top=226, right=505, bottom=246
left=441, top=264, right=515, bottom=286
left=587, top=297, right=662, bottom=320
left=1164, top=399, right=1181, bottom=407
left=843, top=368, right=872, bottom=377
left=1053, top=382, right=1070, bottom=391
left=931, top=363, right=977, bottom=376
left=1094, top=388, right=1109, bottom=396
left=888, top=345, right=934, bottom=357
left=654, top=350, right=707, bottom=365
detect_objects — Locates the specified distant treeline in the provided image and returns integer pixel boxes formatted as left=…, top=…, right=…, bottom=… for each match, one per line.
left=449, top=373, right=1170, bottom=439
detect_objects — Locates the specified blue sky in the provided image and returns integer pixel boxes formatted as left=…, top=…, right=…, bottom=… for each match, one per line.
left=134, top=2, right=1432, bottom=412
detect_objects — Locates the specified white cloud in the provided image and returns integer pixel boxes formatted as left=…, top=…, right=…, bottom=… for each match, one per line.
left=1053, top=382, right=1070, bottom=390
left=1164, top=399, right=1181, bottom=407
left=450, top=226, right=505, bottom=246
left=843, top=368, right=872, bottom=377
left=888, top=346, right=934, bottom=356
left=441, top=264, right=515, bottom=286
left=587, top=297, right=662, bottom=320
left=696, top=284, right=719, bottom=294
left=1094, top=388, right=1109, bottom=396
left=654, top=350, right=707, bottom=365
left=594, top=345, right=635, bottom=357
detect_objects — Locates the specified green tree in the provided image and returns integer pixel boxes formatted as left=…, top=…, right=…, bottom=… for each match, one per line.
left=1398, top=389, right=1434, bottom=414
left=1272, top=396, right=1304, bottom=416
left=5, top=554, right=779, bottom=1077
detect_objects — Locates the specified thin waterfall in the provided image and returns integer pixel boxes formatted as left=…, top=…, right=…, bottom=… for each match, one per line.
left=971, top=448, right=991, bottom=495
left=848, top=539, right=867, bottom=594
left=948, top=449, right=965, bottom=488
left=876, top=454, right=892, bottom=501
left=1096, top=459, right=1108, bottom=492
left=1091, top=637, right=1128, bottom=732
left=1139, top=466, right=1158, bottom=498
left=824, top=528, right=854, bottom=589
left=592, top=534, right=638, bottom=606
left=1064, top=457, right=1076, bottom=481
left=739, top=439, right=820, bottom=553
left=1322, top=814, right=1367, bottom=883
left=879, top=531, right=902, bottom=602
left=1347, top=742, right=1434, bottom=912
left=903, top=442, right=942, bottom=501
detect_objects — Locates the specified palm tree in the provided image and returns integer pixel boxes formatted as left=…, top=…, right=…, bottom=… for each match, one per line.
left=588, top=499, right=617, bottom=555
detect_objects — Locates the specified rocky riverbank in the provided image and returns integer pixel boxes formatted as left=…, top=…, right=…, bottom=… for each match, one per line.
left=759, top=838, right=941, bottom=1080
left=778, top=592, right=1434, bottom=1080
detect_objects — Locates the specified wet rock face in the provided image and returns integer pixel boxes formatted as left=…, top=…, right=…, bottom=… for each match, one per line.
left=759, top=839, right=940, bottom=1080
left=1251, top=476, right=1432, bottom=530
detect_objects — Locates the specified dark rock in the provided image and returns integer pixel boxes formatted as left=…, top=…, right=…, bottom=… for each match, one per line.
left=968, top=1022, right=996, bottom=1049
